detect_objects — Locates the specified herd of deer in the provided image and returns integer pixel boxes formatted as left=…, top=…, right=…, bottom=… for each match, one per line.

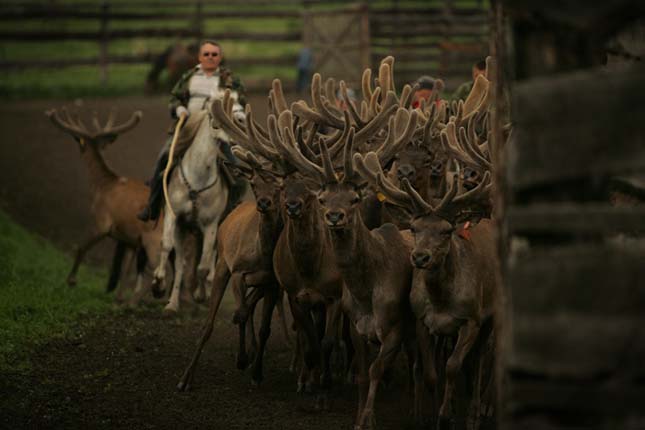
left=46, top=56, right=502, bottom=430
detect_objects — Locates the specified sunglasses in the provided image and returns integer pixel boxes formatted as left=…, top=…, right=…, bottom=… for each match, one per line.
left=202, top=52, right=219, bottom=57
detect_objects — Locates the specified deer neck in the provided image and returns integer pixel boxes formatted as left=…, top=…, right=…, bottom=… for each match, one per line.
left=286, top=203, right=327, bottom=269
left=421, top=237, right=458, bottom=303
left=427, top=174, right=447, bottom=200
left=82, top=144, right=118, bottom=192
left=258, top=209, right=283, bottom=261
left=328, top=212, right=378, bottom=302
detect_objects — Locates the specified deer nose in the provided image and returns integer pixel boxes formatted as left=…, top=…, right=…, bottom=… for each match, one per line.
left=285, top=200, right=302, bottom=217
left=257, top=197, right=272, bottom=212
left=397, top=165, right=415, bottom=181
left=411, top=251, right=431, bottom=268
left=325, top=211, right=345, bottom=226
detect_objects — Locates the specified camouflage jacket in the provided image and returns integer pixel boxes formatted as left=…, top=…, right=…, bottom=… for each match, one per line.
left=451, top=80, right=473, bottom=102
left=168, top=65, right=247, bottom=119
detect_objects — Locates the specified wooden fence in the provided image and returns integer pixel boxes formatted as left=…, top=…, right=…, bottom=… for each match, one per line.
left=0, top=0, right=488, bottom=93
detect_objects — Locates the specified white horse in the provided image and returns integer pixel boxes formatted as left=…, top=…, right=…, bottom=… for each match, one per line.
left=153, top=89, right=243, bottom=313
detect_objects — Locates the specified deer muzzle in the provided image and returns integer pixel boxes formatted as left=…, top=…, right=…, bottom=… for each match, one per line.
left=411, top=251, right=432, bottom=268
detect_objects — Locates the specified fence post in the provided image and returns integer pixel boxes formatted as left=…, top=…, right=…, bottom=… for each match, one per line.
left=439, top=0, right=453, bottom=79
left=359, top=2, right=370, bottom=72
left=194, top=0, right=203, bottom=43
left=99, top=0, right=109, bottom=85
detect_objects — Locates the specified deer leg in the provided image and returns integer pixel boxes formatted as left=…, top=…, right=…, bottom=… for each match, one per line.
left=321, top=300, right=342, bottom=390
left=289, top=298, right=320, bottom=394
left=67, top=232, right=108, bottom=286
left=164, top=225, right=185, bottom=314
left=177, top=257, right=231, bottom=392
left=276, top=289, right=294, bottom=349
left=349, top=322, right=369, bottom=429
left=358, top=326, right=403, bottom=430
left=439, top=321, right=480, bottom=429
left=290, top=325, right=302, bottom=374
left=106, top=241, right=127, bottom=295
left=246, top=288, right=264, bottom=363
left=128, top=247, right=149, bottom=307
left=194, top=222, right=218, bottom=303
left=251, top=284, right=279, bottom=385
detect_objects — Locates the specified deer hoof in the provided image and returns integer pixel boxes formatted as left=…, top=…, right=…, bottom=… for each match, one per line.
left=67, top=276, right=77, bottom=287
left=236, top=353, right=249, bottom=370
left=193, top=289, right=206, bottom=304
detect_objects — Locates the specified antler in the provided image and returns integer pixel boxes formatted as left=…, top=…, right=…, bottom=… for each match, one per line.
left=355, top=151, right=492, bottom=221
left=46, top=107, right=142, bottom=141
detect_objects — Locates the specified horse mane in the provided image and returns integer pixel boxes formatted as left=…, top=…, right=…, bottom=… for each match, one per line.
left=176, top=110, right=209, bottom=149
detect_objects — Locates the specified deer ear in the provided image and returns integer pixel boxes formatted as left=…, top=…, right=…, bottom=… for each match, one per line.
left=232, top=164, right=254, bottom=180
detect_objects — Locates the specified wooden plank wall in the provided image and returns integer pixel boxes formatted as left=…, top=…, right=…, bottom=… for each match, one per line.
left=502, top=2, right=645, bottom=429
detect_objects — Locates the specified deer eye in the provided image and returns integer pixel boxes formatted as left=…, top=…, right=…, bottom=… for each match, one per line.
left=318, top=197, right=325, bottom=205
left=351, top=196, right=360, bottom=205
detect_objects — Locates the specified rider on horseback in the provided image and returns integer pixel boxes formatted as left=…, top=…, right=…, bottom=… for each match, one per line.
left=138, top=40, right=246, bottom=222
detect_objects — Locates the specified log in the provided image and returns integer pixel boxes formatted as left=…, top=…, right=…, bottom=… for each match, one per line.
left=509, top=64, right=645, bottom=190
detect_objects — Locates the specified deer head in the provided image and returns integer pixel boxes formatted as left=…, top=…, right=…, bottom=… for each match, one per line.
left=355, top=151, right=492, bottom=270
left=45, top=107, right=142, bottom=152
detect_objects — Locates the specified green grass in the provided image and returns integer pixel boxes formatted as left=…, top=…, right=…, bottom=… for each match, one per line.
left=0, top=210, right=112, bottom=373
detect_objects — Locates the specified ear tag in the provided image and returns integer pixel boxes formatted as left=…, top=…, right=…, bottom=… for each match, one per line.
left=376, top=192, right=387, bottom=202
left=79, top=138, right=86, bottom=147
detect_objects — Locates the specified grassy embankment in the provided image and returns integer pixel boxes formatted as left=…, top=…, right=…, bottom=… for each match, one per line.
left=0, top=210, right=111, bottom=373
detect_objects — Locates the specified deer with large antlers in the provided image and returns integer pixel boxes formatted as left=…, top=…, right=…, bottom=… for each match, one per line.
left=177, top=147, right=292, bottom=390
left=263, top=58, right=425, bottom=427
left=357, top=148, right=498, bottom=428
left=45, top=108, right=165, bottom=303
left=211, top=81, right=349, bottom=396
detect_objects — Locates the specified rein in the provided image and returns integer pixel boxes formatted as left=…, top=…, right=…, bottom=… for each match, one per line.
left=178, top=159, right=219, bottom=221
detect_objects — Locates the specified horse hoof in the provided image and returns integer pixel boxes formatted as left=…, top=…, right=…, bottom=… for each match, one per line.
left=163, top=304, right=178, bottom=315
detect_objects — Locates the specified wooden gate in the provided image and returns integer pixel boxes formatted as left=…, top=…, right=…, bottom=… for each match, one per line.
left=302, top=3, right=370, bottom=89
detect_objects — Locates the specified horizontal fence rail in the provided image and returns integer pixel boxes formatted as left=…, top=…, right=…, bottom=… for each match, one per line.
left=0, top=0, right=489, bottom=93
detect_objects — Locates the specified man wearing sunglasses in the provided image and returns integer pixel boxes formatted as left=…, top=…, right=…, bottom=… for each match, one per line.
left=138, top=40, right=247, bottom=222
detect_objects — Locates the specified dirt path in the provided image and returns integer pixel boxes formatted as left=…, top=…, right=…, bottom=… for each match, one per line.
left=1, top=305, right=415, bottom=430
left=0, top=94, right=276, bottom=264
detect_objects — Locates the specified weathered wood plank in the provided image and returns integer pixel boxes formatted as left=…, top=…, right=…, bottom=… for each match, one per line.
left=507, top=204, right=645, bottom=235
left=508, top=241, right=645, bottom=314
left=509, top=312, right=645, bottom=378
left=507, top=379, right=645, bottom=428
left=509, top=63, right=645, bottom=190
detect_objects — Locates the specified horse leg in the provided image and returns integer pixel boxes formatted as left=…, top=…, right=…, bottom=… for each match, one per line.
left=164, top=224, right=186, bottom=314
left=153, top=206, right=176, bottom=290
left=67, top=232, right=107, bottom=286
left=177, top=256, right=231, bottom=391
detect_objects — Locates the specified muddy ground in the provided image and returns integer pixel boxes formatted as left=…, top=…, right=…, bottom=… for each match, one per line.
left=0, top=95, right=418, bottom=429
left=0, top=305, right=419, bottom=430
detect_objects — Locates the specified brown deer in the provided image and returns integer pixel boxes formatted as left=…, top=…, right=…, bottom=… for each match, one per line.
left=211, top=81, right=350, bottom=395
left=45, top=108, right=165, bottom=303
left=266, top=67, right=423, bottom=427
left=177, top=148, right=290, bottom=390
left=357, top=151, right=498, bottom=429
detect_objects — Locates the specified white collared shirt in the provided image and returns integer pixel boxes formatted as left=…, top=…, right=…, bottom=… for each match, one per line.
left=187, top=66, right=221, bottom=114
